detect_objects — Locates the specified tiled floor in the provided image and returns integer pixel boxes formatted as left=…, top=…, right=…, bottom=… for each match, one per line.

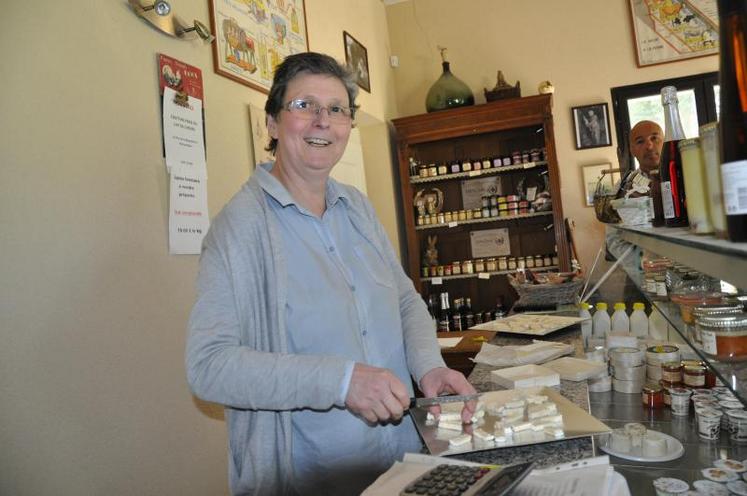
left=589, top=390, right=747, bottom=495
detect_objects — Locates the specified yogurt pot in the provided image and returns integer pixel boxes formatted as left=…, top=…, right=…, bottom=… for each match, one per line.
left=728, top=410, right=747, bottom=443
left=698, top=407, right=723, bottom=441
left=653, top=477, right=690, bottom=495
left=670, top=387, right=692, bottom=416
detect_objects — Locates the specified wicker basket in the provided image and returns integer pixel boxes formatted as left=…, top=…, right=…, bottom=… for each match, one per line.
left=508, top=276, right=584, bottom=306
left=592, top=172, right=621, bottom=224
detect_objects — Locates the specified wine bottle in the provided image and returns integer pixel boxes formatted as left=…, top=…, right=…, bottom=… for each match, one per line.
left=463, top=297, right=475, bottom=329
left=426, top=294, right=439, bottom=328
left=718, top=0, right=747, bottom=241
left=659, top=86, right=689, bottom=227
left=649, top=169, right=666, bottom=227
left=451, top=298, right=464, bottom=331
left=437, top=292, right=452, bottom=332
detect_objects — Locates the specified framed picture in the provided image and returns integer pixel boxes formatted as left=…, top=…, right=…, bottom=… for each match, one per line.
left=343, top=31, right=370, bottom=93
left=572, top=103, right=612, bottom=150
left=248, top=103, right=274, bottom=168
left=581, top=162, right=620, bottom=207
left=628, top=0, right=719, bottom=67
left=208, top=0, right=308, bottom=93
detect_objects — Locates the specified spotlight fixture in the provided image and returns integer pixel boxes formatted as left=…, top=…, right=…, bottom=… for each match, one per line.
left=129, top=0, right=214, bottom=43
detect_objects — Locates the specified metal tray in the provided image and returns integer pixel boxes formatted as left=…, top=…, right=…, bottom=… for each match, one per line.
left=410, top=386, right=610, bottom=457
left=469, top=314, right=587, bottom=336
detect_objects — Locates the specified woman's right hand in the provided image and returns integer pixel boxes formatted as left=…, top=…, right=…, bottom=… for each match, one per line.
left=345, top=363, right=410, bottom=424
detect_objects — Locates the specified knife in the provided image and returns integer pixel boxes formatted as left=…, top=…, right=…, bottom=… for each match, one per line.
left=408, top=393, right=482, bottom=409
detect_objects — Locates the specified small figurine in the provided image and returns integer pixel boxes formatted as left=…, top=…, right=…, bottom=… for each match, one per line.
left=538, top=80, right=555, bottom=95
left=424, top=235, right=439, bottom=267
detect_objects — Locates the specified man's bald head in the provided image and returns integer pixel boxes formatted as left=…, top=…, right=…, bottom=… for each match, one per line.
left=630, top=120, right=664, bottom=173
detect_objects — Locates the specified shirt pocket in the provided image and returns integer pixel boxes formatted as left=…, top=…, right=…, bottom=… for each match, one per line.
left=353, top=242, right=395, bottom=289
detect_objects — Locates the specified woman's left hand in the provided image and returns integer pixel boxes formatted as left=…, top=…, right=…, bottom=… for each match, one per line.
left=419, top=367, right=477, bottom=423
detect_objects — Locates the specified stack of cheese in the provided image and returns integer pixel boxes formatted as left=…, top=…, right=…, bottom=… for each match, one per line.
left=609, top=423, right=668, bottom=458
left=645, top=345, right=680, bottom=384
left=609, top=347, right=646, bottom=393
left=428, top=394, right=564, bottom=449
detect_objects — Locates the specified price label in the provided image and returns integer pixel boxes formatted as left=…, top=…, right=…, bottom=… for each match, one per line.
left=448, top=221, right=458, bottom=228
left=478, top=272, right=490, bottom=280
left=431, top=277, right=443, bottom=285
left=523, top=162, right=536, bottom=169
left=468, top=170, right=482, bottom=177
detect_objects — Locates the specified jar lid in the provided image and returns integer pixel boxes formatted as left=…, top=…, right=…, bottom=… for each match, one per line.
left=693, top=304, right=743, bottom=316
left=662, top=361, right=682, bottom=369
left=696, top=313, right=747, bottom=328
left=700, top=122, right=718, bottom=134
left=681, top=359, right=705, bottom=368
left=647, top=345, right=679, bottom=354
left=678, top=138, right=700, bottom=150
left=684, top=364, right=706, bottom=373
left=642, top=384, right=663, bottom=394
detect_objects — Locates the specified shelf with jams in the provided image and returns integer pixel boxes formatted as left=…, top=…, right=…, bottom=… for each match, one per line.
left=415, top=211, right=553, bottom=230
left=410, top=161, right=548, bottom=184
left=422, top=265, right=559, bottom=283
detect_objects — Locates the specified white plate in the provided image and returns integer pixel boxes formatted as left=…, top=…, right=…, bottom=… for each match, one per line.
left=543, top=357, right=608, bottom=381
left=728, top=480, right=747, bottom=496
left=470, top=314, right=587, bottom=336
left=702, top=467, right=739, bottom=483
left=598, top=430, right=684, bottom=462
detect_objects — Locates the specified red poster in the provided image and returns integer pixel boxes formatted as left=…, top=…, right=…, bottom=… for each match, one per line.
left=158, top=53, right=204, bottom=101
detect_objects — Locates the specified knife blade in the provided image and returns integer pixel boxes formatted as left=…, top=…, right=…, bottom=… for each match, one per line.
left=408, top=393, right=482, bottom=409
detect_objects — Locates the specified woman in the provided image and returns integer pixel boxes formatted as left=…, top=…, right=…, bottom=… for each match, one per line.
left=186, top=52, right=475, bottom=496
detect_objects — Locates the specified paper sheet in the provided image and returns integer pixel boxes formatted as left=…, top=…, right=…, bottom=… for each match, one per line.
left=168, top=171, right=209, bottom=254
left=162, top=87, right=207, bottom=177
left=437, top=337, right=463, bottom=349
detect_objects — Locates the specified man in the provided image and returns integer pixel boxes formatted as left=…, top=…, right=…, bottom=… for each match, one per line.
left=629, top=120, right=663, bottom=175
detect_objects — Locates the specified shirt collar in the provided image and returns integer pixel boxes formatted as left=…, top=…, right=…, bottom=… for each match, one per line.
left=256, top=161, right=351, bottom=211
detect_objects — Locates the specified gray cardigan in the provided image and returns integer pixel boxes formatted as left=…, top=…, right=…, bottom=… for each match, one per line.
left=186, top=171, right=445, bottom=495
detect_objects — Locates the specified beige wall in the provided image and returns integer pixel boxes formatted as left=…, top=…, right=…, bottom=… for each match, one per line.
left=0, top=1, right=396, bottom=494
left=385, top=0, right=718, bottom=272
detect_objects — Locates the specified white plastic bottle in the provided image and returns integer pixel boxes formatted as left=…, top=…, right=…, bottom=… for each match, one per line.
left=611, top=302, right=630, bottom=333
left=630, top=302, right=649, bottom=338
left=592, top=302, right=611, bottom=338
left=579, top=302, right=593, bottom=348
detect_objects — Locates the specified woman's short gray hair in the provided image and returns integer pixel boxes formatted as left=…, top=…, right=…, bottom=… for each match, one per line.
left=264, top=52, right=359, bottom=154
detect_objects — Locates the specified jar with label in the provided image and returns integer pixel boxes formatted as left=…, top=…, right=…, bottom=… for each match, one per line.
left=683, top=364, right=706, bottom=387
left=521, top=151, right=530, bottom=163
left=498, top=257, right=508, bottom=271
left=552, top=255, right=559, bottom=266
left=436, top=265, right=444, bottom=277
left=511, top=151, right=522, bottom=164
left=534, top=255, right=544, bottom=268
left=450, top=161, right=461, bottom=174
left=472, top=159, right=482, bottom=171
left=486, top=258, right=497, bottom=272
left=444, top=264, right=452, bottom=276
left=428, top=164, right=438, bottom=177
left=642, top=385, right=664, bottom=409
left=516, top=257, right=526, bottom=269
left=437, top=212, right=445, bottom=224
left=452, top=262, right=461, bottom=275
left=696, top=313, right=747, bottom=362
left=482, top=158, right=491, bottom=170
left=543, top=255, right=552, bottom=267
left=474, top=258, right=485, bottom=273
left=502, top=157, right=512, bottom=166
left=437, top=163, right=448, bottom=175
left=423, top=215, right=431, bottom=225
left=421, top=266, right=429, bottom=278
left=661, top=361, right=683, bottom=383
left=465, top=209, right=474, bottom=220
left=473, top=208, right=482, bottom=219
left=444, top=211, right=453, bottom=223
left=419, top=163, right=428, bottom=178
left=508, top=257, right=517, bottom=270
left=526, top=256, right=535, bottom=268
left=493, top=157, right=502, bottom=168
left=461, top=160, right=472, bottom=172
left=530, top=149, right=542, bottom=162
left=429, top=265, right=438, bottom=277
left=457, top=210, right=467, bottom=221
left=417, top=215, right=425, bottom=226
left=462, top=260, right=474, bottom=274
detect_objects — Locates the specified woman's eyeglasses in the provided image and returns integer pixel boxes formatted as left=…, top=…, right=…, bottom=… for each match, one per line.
left=283, top=98, right=353, bottom=123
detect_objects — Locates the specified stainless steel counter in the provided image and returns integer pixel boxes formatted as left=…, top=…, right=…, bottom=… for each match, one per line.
left=461, top=322, right=747, bottom=495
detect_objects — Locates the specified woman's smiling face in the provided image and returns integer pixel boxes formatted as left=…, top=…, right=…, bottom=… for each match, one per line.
left=267, top=73, right=352, bottom=176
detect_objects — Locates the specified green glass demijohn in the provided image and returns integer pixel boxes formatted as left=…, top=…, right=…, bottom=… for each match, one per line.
left=425, top=48, right=474, bottom=112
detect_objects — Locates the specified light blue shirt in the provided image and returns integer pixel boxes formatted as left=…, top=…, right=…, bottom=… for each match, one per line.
left=256, top=166, right=422, bottom=495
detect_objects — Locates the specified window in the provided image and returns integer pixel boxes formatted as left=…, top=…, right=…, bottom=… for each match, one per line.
left=611, top=72, right=718, bottom=172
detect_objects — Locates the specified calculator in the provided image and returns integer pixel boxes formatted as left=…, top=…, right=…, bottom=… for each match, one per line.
left=400, top=461, right=534, bottom=496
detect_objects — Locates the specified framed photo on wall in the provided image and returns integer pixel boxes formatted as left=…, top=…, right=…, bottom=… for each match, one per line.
left=628, top=0, right=719, bottom=67
left=208, top=0, right=308, bottom=93
left=572, top=103, right=612, bottom=150
left=581, top=162, right=620, bottom=207
left=343, top=31, right=370, bottom=93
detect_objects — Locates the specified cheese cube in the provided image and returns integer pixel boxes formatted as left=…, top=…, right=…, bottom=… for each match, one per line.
left=449, top=433, right=472, bottom=447
left=473, top=428, right=494, bottom=442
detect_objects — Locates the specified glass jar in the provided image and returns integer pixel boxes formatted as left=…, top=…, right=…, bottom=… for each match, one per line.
left=661, top=361, right=683, bottom=383
left=498, top=257, right=508, bottom=271
left=642, top=384, right=664, bottom=409
left=474, top=258, right=485, bottom=273
left=472, top=159, right=482, bottom=171
left=457, top=210, right=467, bottom=221
left=429, top=265, right=438, bottom=277
left=461, top=160, right=472, bottom=172
left=444, top=264, right=452, bottom=276
left=428, top=164, right=438, bottom=177
left=544, top=255, right=552, bottom=267
left=516, top=256, right=526, bottom=269
left=552, top=255, right=559, bottom=266
left=437, top=212, right=445, bottom=224
left=472, top=208, right=482, bottom=219
left=678, top=138, right=713, bottom=234
left=482, top=158, right=491, bottom=170
left=451, top=262, right=461, bottom=275
left=508, top=257, right=517, bottom=270
left=696, top=313, right=747, bottom=362
left=417, top=215, right=425, bottom=226
left=526, top=256, right=535, bottom=268
left=699, top=122, right=728, bottom=238
left=437, top=163, right=448, bottom=175
left=486, top=258, right=497, bottom=272
left=444, top=211, right=453, bottom=223
left=534, top=255, right=544, bottom=268
left=465, top=209, right=474, bottom=220
left=462, top=260, right=474, bottom=274
left=418, top=164, right=428, bottom=178
left=436, top=265, right=444, bottom=277
left=683, top=364, right=706, bottom=387
left=450, top=161, right=461, bottom=174
left=421, top=266, right=429, bottom=278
